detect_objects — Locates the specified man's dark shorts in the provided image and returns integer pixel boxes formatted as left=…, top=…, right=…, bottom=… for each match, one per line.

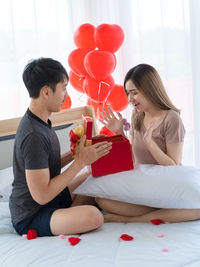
left=12, top=187, right=72, bottom=237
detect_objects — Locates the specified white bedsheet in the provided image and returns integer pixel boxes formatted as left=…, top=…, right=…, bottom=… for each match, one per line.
left=1, top=202, right=200, bottom=267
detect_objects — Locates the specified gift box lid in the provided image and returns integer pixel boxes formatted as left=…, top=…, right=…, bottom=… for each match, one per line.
left=82, top=114, right=93, bottom=140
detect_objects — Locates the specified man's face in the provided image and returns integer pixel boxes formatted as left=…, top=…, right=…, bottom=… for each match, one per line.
left=48, top=77, right=68, bottom=112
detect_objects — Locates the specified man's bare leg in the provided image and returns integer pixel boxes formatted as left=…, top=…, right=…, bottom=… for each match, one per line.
left=50, top=205, right=103, bottom=235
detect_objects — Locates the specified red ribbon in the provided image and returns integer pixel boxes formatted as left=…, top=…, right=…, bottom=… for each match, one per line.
left=69, top=130, right=80, bottom=154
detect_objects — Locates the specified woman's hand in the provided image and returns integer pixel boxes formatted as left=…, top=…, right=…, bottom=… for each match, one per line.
left=100, top=107, right=124, bottom=135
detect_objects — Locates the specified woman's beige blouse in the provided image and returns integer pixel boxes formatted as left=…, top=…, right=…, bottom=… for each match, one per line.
left=130, top=110, right=185, bottom=165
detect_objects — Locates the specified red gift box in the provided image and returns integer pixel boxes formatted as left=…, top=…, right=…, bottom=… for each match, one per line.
left=91, top=135, right=134, bottom=177
left=82, top=114, right=93, bottom=146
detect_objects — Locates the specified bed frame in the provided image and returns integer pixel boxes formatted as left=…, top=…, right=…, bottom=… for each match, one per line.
left=0, top=106, right=97, bottom=139
left=0, top=106, right=97, bottom=169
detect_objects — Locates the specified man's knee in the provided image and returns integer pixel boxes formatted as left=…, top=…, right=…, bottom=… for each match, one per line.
left=86, top=206, right=104, bottom=229
left=194, top=209, right=200, bottom=219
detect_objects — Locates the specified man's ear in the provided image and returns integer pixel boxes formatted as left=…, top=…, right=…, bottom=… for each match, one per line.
left=41, top=85, right=50, bottom=99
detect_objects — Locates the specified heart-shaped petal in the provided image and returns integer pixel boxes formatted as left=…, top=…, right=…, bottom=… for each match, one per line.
left=68, top=237, right=81, bottom=246
left=27, top=229, right=38, bottom=240
left=161, top=248, right=169, bottom=252
left=120, top=234, right=134, bottom=241
left=151, top=219, right=164, bottom=225
left=157, top=233, right=166, bottom=238
left=58, top=235, right=66, bottom=239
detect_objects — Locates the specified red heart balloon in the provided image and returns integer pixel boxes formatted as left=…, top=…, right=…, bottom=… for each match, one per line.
left=68, top=48, right=90, bottom=77
left=99, top=126, right=115, bottom=136
left=107, top=84, right=128, bottom=112
left=61, top=96, right=72, bottom=110
left=73, top=23, right=96, bottom=50
left=87, top=99, right=110, bottom=120
left=84, top=75, right=114, bottom=103
left=95, top=24, right=124, bottom=53
left=69, top=71, right=85, bottom=93
left=84, top=50, right=116, bottom=80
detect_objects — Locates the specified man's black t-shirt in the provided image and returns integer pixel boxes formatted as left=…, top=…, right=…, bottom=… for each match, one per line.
left=9, top=109, right=61, bottom=224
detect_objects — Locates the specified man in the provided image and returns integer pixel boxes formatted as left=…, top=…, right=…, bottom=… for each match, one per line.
left=9, top=58, right=112, bottom=236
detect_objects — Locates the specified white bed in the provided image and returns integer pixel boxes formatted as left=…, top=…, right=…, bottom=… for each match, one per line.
left=1, top=201, right=200, bottom=267
left=1, top=106, right=200, bottom=267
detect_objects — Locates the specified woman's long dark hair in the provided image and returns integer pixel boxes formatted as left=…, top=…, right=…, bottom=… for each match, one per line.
left=124, top=64, right=180, bottom=131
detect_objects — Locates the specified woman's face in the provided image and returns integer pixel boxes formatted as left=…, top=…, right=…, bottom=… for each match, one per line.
left=125, top=79, right=150, bottom=112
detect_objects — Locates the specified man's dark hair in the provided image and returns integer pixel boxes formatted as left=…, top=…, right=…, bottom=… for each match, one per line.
left=22, top=58, right=69, bottom=98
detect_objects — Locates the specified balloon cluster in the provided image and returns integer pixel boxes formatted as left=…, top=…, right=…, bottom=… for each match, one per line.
left=68, top=23, right=129, bottom=119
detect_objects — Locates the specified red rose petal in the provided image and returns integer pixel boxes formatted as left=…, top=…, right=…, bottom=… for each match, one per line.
left=27, top=229, right=38, bottom=240
left=68, top=237, right=81, bottom=246
left=120, top=234, right=134, bottom=241
left=151, top=219, right=164, bottom=225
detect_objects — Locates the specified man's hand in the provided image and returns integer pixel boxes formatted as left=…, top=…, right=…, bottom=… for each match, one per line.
left=75, top=135, right=112, bottom=166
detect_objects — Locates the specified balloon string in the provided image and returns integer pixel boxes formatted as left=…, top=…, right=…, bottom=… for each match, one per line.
left=98, top=81, right=110, bottom=101
left=104, top=85, right=112, bottom=104
left=97, top=81, right=110, bottom=118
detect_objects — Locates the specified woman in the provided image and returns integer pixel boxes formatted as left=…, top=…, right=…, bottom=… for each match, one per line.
left=96, top=63, right=200, bottom=223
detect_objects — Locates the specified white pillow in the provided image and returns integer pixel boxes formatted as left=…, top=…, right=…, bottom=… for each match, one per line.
left=0, top=167, right=13, bottom=202
left=0, top=202, right=16, bottom=234
left=74, top=164, right=200, bottom=209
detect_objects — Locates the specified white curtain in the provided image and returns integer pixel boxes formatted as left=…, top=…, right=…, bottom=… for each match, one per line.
left=0, top=0, right=197, bottom=166
left=0, top=0, right=74, bottom=120
left=189, top=0, right=200, bottom=167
